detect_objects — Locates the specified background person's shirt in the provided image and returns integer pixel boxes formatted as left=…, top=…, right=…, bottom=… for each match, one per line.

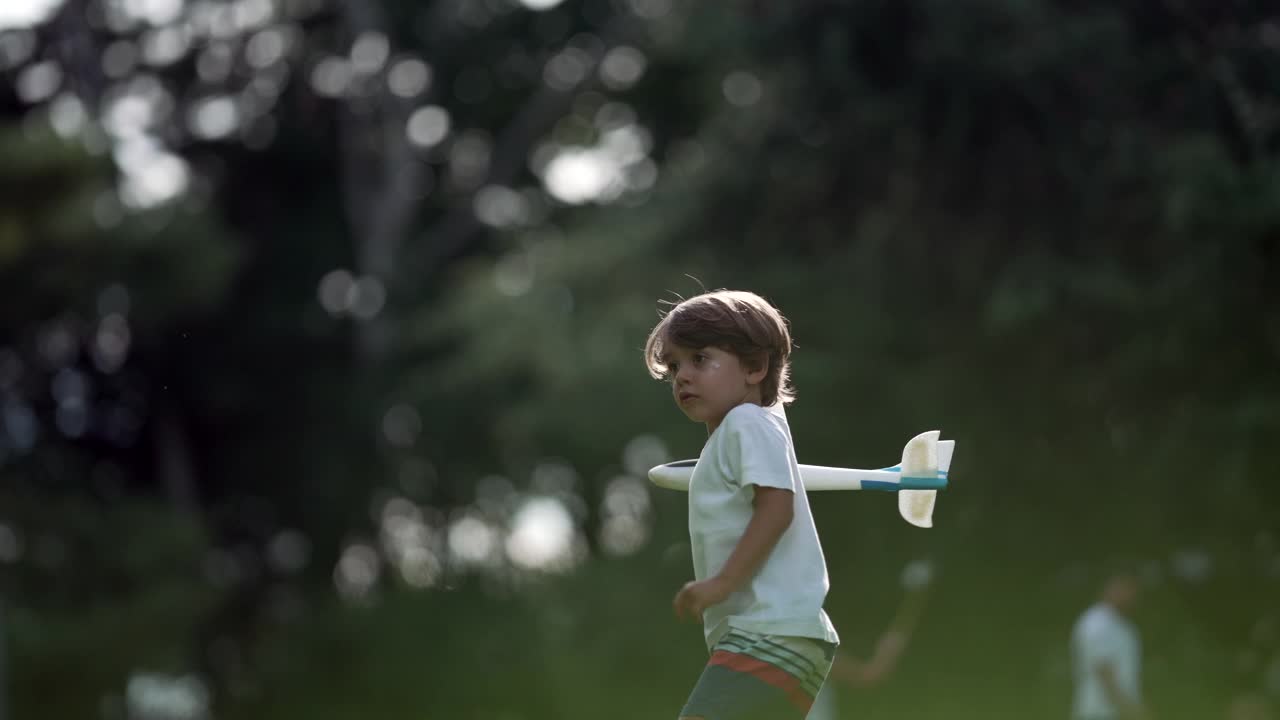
left=1071, top=602, right=1142, bottom=719
left=688, top=402, right=840, bottom=650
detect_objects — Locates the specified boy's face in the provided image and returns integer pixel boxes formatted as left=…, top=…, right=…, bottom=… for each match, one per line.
left=664, top=343, right=765, bottom=433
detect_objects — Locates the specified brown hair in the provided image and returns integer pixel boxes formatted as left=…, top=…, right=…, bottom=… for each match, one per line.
left=644, top=290, right=795, bottom=406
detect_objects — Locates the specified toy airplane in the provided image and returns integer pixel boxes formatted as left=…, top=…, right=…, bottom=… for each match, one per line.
left=648, top=431, right=955, bottom=528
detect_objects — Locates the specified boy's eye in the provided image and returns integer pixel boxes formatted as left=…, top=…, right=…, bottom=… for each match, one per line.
left=667, top=352, right=707, bottom=375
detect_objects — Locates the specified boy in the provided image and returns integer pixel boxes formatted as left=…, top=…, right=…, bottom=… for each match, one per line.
left=644, top=290, right=840, bottom=719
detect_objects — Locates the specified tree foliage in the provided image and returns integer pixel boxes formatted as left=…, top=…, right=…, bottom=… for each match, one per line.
left=0, top=0, right=1277, bottom=717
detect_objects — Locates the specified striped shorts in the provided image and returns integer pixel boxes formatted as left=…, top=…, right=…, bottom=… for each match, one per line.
left=679, top=629, right=837, bottom=719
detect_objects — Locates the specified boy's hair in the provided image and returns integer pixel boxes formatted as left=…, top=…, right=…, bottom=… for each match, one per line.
left=644, top=290, right=795, bottom=406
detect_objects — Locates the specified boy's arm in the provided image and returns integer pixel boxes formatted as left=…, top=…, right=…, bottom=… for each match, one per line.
left=673, top=487, right=794, bottom=620
left=717, top=486, right=794, bottom=590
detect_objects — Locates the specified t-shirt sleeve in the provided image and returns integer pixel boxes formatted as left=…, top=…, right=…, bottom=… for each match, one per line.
left=721, top=409, right=799, bottom=492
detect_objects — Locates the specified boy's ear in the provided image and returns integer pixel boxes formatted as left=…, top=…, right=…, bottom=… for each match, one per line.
left=746, top=356, right=769, bottom=386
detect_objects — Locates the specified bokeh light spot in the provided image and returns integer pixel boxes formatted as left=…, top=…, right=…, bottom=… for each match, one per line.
left=47, top=93, right=86, bottom=138
left=505, top=496, right=577, bottom=571
left=623, top=434, right=668, bottom=476
left=388, top=58, right=431, bottom=97
left=0, top=29, right=38, bottom=70
left=474, top=185, right=530, bottom=229
left=335, top=542, right=381, bottom=600
left=448, top=514, right=498, bottom=566
left=245, top=27, right=287, bottom=68
left=382, top=404, right=422, bottom=448
left=123, top=0, right=185, bottom=26
left=350, top=31, right=389, bottom=74
left=406, top=105, right=450, bottom=148
left=16, top=60, right=62, bottom=103
left=600, top=514, right=648, bottom=556
left=311, top=56, right=353, bottom=97
left=600, top=46, right=646, bottom=91
left=141, top=25, right=192, bottom=66
left=188, top=95, right=240, bottom=140
left=317, top=269, right=354, bottom=315
left=267, top=529, right=311, bottom=574
left=543, top=48, right=589, bottom=91
left=722, top=70, right=763, bottom=107
left=0, top=0, right=66, bottom=30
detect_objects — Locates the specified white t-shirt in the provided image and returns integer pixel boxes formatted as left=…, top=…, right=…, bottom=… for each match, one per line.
left=688, top=402, right=840, bottom=650
left=1071, top=603, right=1142, bottom=718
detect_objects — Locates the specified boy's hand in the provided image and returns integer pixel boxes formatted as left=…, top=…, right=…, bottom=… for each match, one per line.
left=673, top=577, right=731, bottom=621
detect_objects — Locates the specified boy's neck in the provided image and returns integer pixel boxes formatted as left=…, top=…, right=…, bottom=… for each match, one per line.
left=706, top=398, right=763, bottom=436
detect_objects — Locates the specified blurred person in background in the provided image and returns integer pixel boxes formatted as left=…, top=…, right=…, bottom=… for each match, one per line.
left=1071, top=570, right=1151, bottom=720
left=808, top=560, right=934, bottom=720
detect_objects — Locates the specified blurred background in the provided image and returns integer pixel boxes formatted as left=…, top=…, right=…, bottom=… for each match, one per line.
left=1, top=0, right=1277, bottom=718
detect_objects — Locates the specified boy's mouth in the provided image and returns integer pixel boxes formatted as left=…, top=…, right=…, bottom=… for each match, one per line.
left=678, top=392, right=698, bottom=403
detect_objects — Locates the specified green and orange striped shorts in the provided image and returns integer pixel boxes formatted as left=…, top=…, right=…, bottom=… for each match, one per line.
left=679, top=629, right=836, bottom=719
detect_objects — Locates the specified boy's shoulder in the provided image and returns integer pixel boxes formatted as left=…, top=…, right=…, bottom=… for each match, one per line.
left=722, top=402, right=771, bottom=427
left=720, top=403, right=789, bottom=440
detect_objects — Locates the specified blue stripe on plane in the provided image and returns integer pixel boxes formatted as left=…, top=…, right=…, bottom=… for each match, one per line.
left=865, top=476, right=949, bottom=491
left=899, top=476, right=948, bottom=490
left=881, top=465, right=949, bottom=479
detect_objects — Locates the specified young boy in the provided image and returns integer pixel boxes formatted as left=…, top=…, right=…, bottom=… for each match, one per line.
left=644, top=290, right=840, bottom=720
